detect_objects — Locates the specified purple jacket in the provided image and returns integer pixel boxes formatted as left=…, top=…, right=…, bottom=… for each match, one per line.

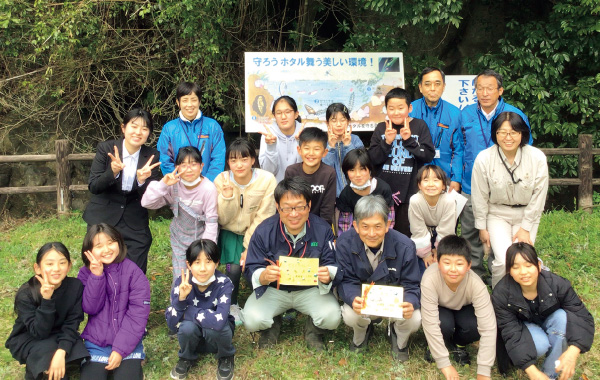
left=78, top=258, right=150, bottom=358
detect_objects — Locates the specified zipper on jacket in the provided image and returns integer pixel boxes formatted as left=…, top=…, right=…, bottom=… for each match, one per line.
left=107, top=271, right=118, bottom=335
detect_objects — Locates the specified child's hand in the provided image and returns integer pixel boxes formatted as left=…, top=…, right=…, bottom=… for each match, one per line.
left=294, top=124, right=304, bottom=141
left=35, top=271, right=55, bottom=300
left=107, top=145, right=126, bottom=176
left=384, top=118, right=397, bottom=145
left=399, top=117, right=412, bottom=140
left=84, top=250, right=104, bottom=276
left=327, top=127, right=339, bottom=148
left=136, top=155, right=161, bottom=184
left=240, top=249, right=247, bottom=272
left=179, top=269, right=193, bottom=301
left=423, top=253, right=436, bottom=268
left=47, top=349, right=66, bottom=380
left=162, top=166, right=181, bottom=186
left=258, top=124, right=277, bottom=145
left=342, top=125, right=352, bottom=146
left=105, top=351, right=122, bottom=370
left=220, top=172, right=234, bottom=198
left=317, top=266, right=331, bottom=284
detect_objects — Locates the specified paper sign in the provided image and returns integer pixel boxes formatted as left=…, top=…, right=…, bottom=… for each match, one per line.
left=442, top=75, right=477, bottom=110
left=361, top=284, right=403, bottom=319
left=278, top=257, right=319, bottom=286
left=447, top=189, right=468, bottom=219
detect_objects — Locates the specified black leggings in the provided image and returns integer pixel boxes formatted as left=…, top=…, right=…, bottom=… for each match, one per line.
left=225, top=263, right=242, bottom=305
left=80, top=359, right=143, bottom=380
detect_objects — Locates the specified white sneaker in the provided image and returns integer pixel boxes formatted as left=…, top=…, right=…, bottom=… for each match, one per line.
left=229, top=304, right=243, bottom=326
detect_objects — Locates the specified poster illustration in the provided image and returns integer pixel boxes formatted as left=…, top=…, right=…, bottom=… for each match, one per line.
left=361, top=284, right=404, bottom=319
left=278, top=256, right=320, bottom=286
left=244, top=52, right=405, bottom=132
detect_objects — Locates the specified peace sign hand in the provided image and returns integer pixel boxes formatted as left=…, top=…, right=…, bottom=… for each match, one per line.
left=294, top=124, right=304, bottom=141
left=179, top=269, right=193, bottom=301
left=35, top=271, right=55, bottom=300
left=84, top=250, right=104, bottom=276
left=384, top=118, right=397, bottom=145
left=162, top=166, right=181, bottom=186
left=107, top=145, right=126, bottom=176
left=342, top=124, right=352, bottom=146
left=400, top=117, right=412, bottom=141
left=258, top=124, right=277, bottom=145
left=137, top=155, right=161, bottom=184
left=327, top=126, right=339, bottom=148
left=220, top=172, right=234, bottom=198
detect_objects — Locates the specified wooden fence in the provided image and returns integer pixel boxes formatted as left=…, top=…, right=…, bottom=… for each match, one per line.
left=0, top=136, right=598, bottom=215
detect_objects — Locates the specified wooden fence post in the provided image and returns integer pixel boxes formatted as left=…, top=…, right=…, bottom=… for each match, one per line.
left=55, top=140, right=71, bottom=216
left=578, top=134, right=593, bottom=213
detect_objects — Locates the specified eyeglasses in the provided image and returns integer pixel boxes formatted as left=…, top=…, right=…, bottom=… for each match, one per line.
left=278, top=204, right=309, bottom=213
left=179, top=162, right=201, bottom=170
left=423, top=81, right=443, bottom=89
left=476, top=86, right=499, bottom=93
left=274, top=109, right=295, bottom=118
left=496, top=131, right=521, bottom=138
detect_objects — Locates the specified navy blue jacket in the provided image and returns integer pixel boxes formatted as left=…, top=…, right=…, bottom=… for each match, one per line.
left=335, top=227, right=421, bottom=309
left=244, top=213, right=336, bottom=298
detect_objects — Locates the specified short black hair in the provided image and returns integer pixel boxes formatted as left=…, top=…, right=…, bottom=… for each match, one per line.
left=175, top=146, right=203, bottom=165
left=226, top=137, right=257, bottom=162
left=419, top=67, right=446, bottom=84
left=326, top=103, right=351, bottom=122
left=437, top=235, right=472, bottom=264
left=298, top=127, right=327, bottom=149
left=176, top=82, right=202, bottom=102
left=272, top=96, right=301, bottom=123
left=82, top=223, right=127, bottom=266
left=416, top=165, right=449, bottom=189
left=122, top=108, right=154, bottom=135
left=491, top=111, right=530, bottom=147
left=274, top=177, right=312, bottom=205
left=341, top=148, right=373, bottom=179
left=186, top=239, right=220, bottom=265
left=505, top=242, right=538, bottom=275
left=475, top=69, right=503, bottom=90
left=384, top=87, right=411, bottom=107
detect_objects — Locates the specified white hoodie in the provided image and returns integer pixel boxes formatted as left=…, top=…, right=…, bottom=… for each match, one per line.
left=258, top=120, right=303, bottom=182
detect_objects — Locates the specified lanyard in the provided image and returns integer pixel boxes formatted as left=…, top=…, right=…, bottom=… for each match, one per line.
left=422, top=101, right=444, bottom=148
left=178, top=117, right=206, bottom=155
left=477, top=101, right=505, bottom=148
left=279, top=219, right=309, bottom=257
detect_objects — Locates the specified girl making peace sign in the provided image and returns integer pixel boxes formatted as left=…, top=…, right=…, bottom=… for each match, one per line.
left=82, top=108, right=162, bottom=273
left=141, top=146, right=218, bottom=282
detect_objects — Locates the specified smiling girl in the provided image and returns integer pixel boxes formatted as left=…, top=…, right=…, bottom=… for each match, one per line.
left=213, top=138, right=277, bottom=323
left=78, top=223, right=150, bottom=380
left=6, top=243, right=88, bottom=380
left=142, top=146, right=218, bottom=282
left=83, top=108, right=161, bottom=274
left=408, top=165, right=457, bottom=272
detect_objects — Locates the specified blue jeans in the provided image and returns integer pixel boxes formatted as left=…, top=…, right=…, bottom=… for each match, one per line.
left=524, top=309, right=567, bottom=379
left=177, top=320, right=235, bottom=360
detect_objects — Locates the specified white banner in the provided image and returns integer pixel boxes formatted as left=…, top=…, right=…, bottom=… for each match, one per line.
left=244, top=52, right=405, bottom=132
left=442, top=75, right=477, bottom=110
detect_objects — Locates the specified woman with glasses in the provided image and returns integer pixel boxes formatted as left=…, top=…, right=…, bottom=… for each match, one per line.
left=257, top=96, right=303, bottom=181
left=141, top=146, right=218, bottom=283
left=471, top=112, right=548, bottom=287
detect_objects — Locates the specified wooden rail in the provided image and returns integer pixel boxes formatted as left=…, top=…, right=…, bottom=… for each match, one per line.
left=0, top=136, right=598, bottom=215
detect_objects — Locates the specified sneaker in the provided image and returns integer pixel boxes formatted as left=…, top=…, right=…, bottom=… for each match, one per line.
left=304, top=316, right=326, bottom=352
left=258, top=315, right=282, bottom=348
left=229, top=304, right=243, bottom=326
left=389, top=325, right=409, bottom=362
left=452, top=344, right=471, bottom=365
left=349, top=323, right=374, bottom=353
left=170, top=358, right=194, bottom=380
left=216, top=355, right=234, bottom=380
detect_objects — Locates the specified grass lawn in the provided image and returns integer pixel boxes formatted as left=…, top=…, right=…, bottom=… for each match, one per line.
left=0, top=210, right=598, bottom=379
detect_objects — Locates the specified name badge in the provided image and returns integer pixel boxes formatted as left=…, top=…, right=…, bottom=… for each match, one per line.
left=435, top=149, right=441, bottom=159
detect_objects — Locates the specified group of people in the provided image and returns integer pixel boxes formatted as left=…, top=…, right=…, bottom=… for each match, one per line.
left=5, top=69, right=594, bottom=380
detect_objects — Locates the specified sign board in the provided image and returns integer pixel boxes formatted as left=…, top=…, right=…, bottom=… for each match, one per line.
left=442, top=75, right=477, bottom=110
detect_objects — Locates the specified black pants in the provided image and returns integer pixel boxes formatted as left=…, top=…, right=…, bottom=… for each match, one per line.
left=80, top=359, right=143, bottom=380
left=225, top=263, right=242, bottom=305
left=393, top=202, right=411, bottom=237
left=113, top=218, right=152, bottom=274
left=438, top=304, right=480, bottom=346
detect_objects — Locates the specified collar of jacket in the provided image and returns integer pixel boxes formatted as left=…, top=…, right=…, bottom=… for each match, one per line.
left=350, top=229, right=397, bottom=282
left=276, top=215, right=313, bottom=245
left=505, top=270, right=558, bottom=316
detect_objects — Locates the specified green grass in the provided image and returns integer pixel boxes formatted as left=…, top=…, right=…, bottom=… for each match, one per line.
left=0, top=211, right=598, bottom=379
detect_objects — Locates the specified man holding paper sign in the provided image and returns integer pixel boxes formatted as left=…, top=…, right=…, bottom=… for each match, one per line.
left=336, top=195, right=421, bottom=362
left=240, top=177, right=340, bottom=352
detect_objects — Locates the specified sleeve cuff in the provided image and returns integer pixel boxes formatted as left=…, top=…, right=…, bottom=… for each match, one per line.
left=252, top=268, right=266, bottom=289
left=477, top=364, right=492, bottom=378
left=318, top=266, right=337, bottom=294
